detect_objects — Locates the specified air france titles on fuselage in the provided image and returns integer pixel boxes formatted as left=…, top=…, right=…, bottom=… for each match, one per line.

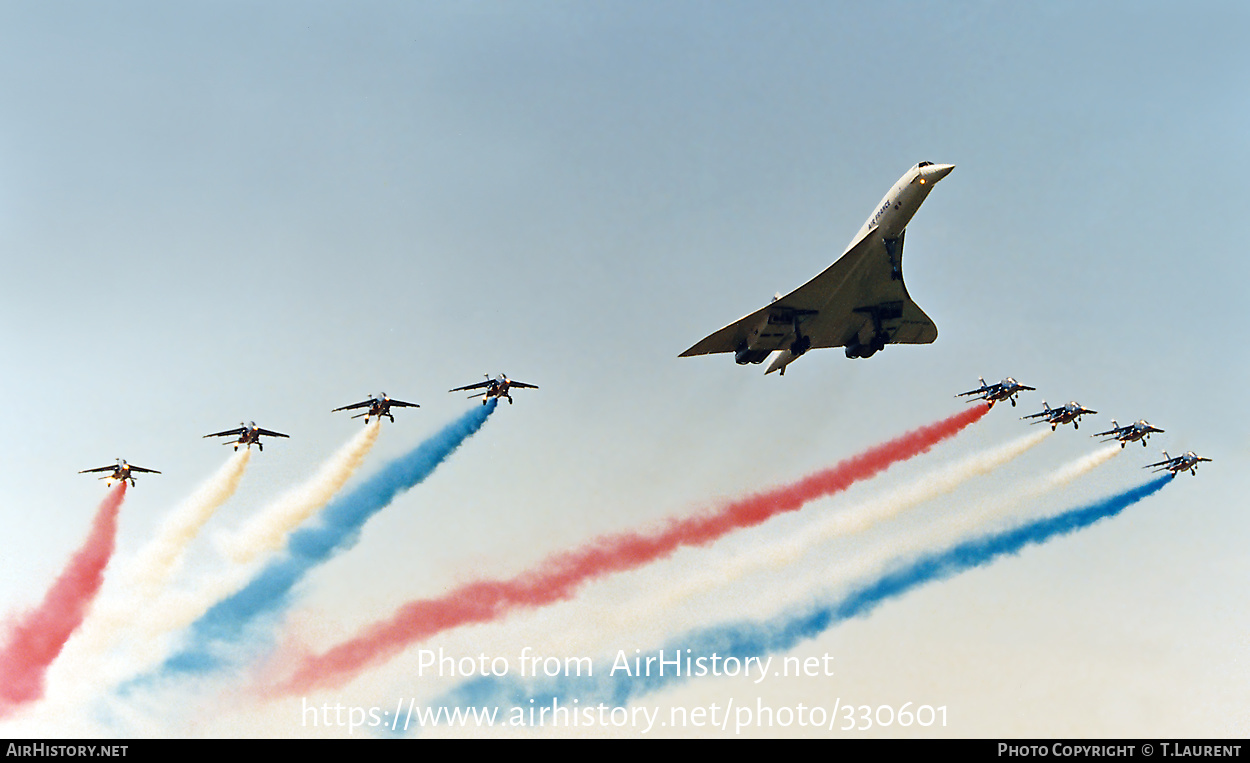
left=869, top=197, right=894, bottom=230
left=863, top=169, right=930, bottom=239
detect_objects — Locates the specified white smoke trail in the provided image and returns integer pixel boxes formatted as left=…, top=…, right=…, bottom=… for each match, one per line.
left=129, top=450, right=252, bottom=593
left=76, top=450, right=251, bottom=636
left=221, top=420, right=381, bottom=564
left=609, top=440, right=1126, bottom=655
left=114, top=422, right=386, bottom=656
left=493, top=436, right=1117, bottom=678
left=303, top=430, right=1057, bottom=701
left=39, top=426, right=385, bottom=716
left=644, top=429, right=1052, bottom=611
left=698, top=442, right=1131, bottom=647
left=1036, top=442, right=1122, bottom=491
left=368, top=439, right=1129, bottom=712
left=77, top=424, right=384, bottom=692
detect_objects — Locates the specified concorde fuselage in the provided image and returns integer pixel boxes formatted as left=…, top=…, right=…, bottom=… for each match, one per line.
left=850, top=162, right=955, bottom=247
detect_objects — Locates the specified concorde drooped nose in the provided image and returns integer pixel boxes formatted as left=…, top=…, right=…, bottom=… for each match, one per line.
left=917, top=162, right=955, bottom=184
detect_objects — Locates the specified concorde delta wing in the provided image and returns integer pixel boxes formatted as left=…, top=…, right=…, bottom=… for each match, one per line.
left=679, top=227, right=937, bottom=368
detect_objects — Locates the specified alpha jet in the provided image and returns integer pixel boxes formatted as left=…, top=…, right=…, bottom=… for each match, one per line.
left=449, top=374, right=538, bottom=405
left=79, top=459, right=160, bottom=487
left=1022, top=401, right=1097, bottom=431
left=957, top=376, right=1036, bottom=408
left=1091, top=419, right=1164, bottom=448
left=203, top=422, right=289, bottom=451
left=1145, top=450, right=1212, bottom=477
left=333, top=393, right=419, bottom=424
left=680, top=162, right=954, bottom=375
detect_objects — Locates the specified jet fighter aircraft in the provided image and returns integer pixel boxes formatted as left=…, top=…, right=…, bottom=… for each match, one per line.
left=79, top=459, right=160, bottom=487
left=956, top=376, right=1036, bottom=408
left=203, top=422, right=289, bottom=451
left=1022, top=401, right=1097, bottom=431
left=680, top=161, right=954, bottom=375
left=332, top=393, right=419, bottom=424
left=1092, top=419, right=1164, bottom=448
left=1145, top=450, right=1211, bottom=477
left=449, top=374, right=538, bottom=405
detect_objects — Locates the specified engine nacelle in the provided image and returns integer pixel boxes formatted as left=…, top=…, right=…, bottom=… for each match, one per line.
left=844, top=335, right=886, bottom=359
left=734, top=343, right=771, bottom=365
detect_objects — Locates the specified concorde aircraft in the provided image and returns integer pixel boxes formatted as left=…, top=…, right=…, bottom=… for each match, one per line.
left=679, top=162, right=954, bottom=375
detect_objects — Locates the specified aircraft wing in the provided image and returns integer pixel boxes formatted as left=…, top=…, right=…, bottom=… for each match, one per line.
left=1144, top=458, right=1179, bottom=470
left=332, top=400, right=372, bottom=412
left=450, top=380, right=492, bottom=393
left=1091, top=427, right=1125, bottom=438
left=78, top=465, right=117, bottom=474
left=956, top=386, right=993, bottom=398
left=255, top=428, right=289, bottom=438
left=128, top=465, right=161, bottom=474
left=388, top=399, right=420, bottom=408
left=1021, top=410, right=1055, bottom=421
left=508, top=381, right=539, bottom=390
left=204, top=428, right=246, bottom=438
left=679, top=228, right=937, bottom=358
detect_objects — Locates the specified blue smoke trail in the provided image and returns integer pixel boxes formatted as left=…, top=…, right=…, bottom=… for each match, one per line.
left=155, top=401, right=496, bottom=678
left=432, top=475, right=1171, bottom=717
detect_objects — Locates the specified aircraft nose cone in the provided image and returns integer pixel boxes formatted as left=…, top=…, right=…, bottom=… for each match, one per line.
left=927, top=163, right=955, bottom=181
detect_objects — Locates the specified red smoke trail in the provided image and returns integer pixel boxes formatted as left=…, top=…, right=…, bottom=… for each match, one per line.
left=276, top=405, right=987, bottom=694
left=0, top=483, right=126, bottom=717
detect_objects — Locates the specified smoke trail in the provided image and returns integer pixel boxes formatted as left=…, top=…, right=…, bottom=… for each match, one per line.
left=436, top=475, right=1172, bottom=715
left=223, top=421, right=380, bottom=563
left=150, top=401, right=495, bottom=678
left=127, top=450, right=251, bottom=595
left=625, top=428, right=1052, bottom=621
left=1039, top=443, right=1122, bottom=490
left=0, top=484, right=126, bottom=717
left=140, top=422, right=382, bottom=643
left=48, top=430, right=381, bottom=701
left=460, top=434, right=1103, bottom=687
left=51, top=452, right=251, bottom=671
left=275, top=404, right=988, bottom=694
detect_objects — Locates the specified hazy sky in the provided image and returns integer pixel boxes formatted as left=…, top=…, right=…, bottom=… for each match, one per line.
left=1, top=1, right=1247, bottom=737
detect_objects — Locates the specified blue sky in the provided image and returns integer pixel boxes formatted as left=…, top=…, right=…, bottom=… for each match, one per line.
left=1, top=2, right=1246, bottom=737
